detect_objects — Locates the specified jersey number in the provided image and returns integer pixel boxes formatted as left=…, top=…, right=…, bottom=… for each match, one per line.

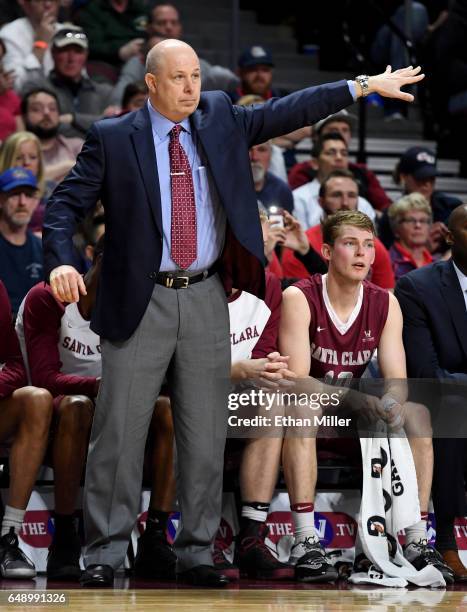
left=324, top=370, right=354, bottom=387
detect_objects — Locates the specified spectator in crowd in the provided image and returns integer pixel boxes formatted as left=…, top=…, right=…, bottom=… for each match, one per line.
left=283, top=170, right=395, bottom=290
left=0, top=168, right=43, bottom=316
left=260, top=207, right=327, bottom=281
left=149, top=4, right=239, bottom=91
left=237, top=93, right=310, bottom=176
left=149, top=3, right=181, bottom=38
left=379, top=146, right=462, bottom=253
left=229, top=45, right=288, bottom=103
left=0, top=0, right=62, bottom=91
left=24, top=26, right=116, bottom=138
left=109, top=34, right=161, bottom=107
left=292, top=133, right=376, bottom=230
left=387, top=192, right=433, bottom=281
left=0, top=38, right=22, bottom=141
left=0, top=130, right=54, bottom=233
left=0, top=131, right=46, bottom=196
left=395, top=203, right=467, bottom=581
left=250, top=141, right=293, bottom=213
left=237, top=94, right=288, bottom=182
left=121, top=80, right=147, bottom=112
left=76, top=0, right=148, bottom=67
left=370, top=1, right=448, bottom=121
left=22, top=88, right=84, bottom=183
left=111, top=32, right=238, bottom=106
left=289, top=111, right=392, bottom=211
left=0, top=280, right=53, bottom=579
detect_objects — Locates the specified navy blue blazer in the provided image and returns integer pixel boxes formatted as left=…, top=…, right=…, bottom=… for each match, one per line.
left=395, top=260, right=467, bottom=381
left=43, top=83, right=353, bottom=341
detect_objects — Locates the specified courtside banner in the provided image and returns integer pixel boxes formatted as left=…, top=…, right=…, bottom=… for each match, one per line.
left=5, top=488, right=467, bottom=571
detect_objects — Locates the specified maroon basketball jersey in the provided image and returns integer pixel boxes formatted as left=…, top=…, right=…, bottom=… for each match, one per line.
left=295, top=274, right=389, bottom=386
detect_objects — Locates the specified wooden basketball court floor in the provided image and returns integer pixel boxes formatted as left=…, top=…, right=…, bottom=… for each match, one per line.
left=2, top=577, right=467, bottom=611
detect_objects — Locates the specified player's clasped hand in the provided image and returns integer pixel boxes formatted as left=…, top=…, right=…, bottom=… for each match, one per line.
left=386, top=402, right=407, bottom=431
left=49, top=265, right=87, bottom=303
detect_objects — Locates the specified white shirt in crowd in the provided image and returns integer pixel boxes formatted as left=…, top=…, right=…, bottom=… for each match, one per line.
left=292, top=178, right=376, bottom=230
left=0, top=18, right=62, bottom=90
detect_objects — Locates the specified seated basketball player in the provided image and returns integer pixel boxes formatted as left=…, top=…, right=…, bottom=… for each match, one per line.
left=0, top=281, right=53, bottom=579
left=16, top=237, right=178, bottom=581
left=279, top=210, right=453, bottom=583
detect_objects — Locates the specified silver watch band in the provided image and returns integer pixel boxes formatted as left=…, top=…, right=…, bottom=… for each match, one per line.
left=356, top=74, right=370, bottom=97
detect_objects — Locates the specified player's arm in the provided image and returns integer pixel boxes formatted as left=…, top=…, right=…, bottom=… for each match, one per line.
left=23, top=286, right=98, bottom=398
left=0, top=283, right=27, bottom=397
left=377, top=292, right=409, bottom=424
left=278, top=286, right=312, bottom=378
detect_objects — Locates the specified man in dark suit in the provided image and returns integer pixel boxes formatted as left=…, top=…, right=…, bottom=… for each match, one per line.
left=42, top=39, right=423, bottom=587
left=395, top=204, right=467, bottom=582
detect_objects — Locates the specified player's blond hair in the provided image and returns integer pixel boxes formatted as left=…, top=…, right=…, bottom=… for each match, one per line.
left=322, top=210, right=376, bottom=246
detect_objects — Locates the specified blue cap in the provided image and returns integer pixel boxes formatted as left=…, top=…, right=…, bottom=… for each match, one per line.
left=399, top=146, right=438, bottom=180
left=238, top=45, right=274, bottom=68
left=0, top=167, right=38, bottom=193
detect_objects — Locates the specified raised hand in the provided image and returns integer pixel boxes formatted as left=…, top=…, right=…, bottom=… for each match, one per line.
left=282, top=210, right=310, bottom=255
left=367, top=65, right=425, bottom=102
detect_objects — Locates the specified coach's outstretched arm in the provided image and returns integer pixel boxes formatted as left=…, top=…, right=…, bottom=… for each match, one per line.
left=238, top=65, right=424, bottom=147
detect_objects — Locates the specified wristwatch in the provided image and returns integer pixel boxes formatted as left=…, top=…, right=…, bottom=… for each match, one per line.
left=355, top=74, right=370, bottom=97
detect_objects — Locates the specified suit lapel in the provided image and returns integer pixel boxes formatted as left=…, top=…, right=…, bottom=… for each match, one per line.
left=190, top=108, right=221, bottom=185
left=130, top=107, right=163, bottom=236
left=440, top=260, right=467, bottom=357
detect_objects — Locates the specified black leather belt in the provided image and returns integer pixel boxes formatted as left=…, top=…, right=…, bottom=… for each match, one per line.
left=155, top=267, right=217, bottom=289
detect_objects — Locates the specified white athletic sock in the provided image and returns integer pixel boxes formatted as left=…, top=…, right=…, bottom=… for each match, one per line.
left=405, top=519, right=428, bottom=546
left=291, top=502, right=318, bottom=541
left=1, top=505, right=25, bottom=537
left=241, top=501, right=269, bottom=524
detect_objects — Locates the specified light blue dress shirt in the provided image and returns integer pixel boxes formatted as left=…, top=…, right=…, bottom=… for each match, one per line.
left=147, top=100, right=226, bottom=272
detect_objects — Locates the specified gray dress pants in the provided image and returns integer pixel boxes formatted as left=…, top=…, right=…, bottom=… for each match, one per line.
left=83, top=274, right=230, bottom=571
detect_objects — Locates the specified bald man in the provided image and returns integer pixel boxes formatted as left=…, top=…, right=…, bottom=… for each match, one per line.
left=43, top=39, right=424, bottom=587
left=396, top=204, right=467, bottom=581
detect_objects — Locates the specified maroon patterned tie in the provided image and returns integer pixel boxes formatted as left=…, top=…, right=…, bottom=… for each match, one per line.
left=169, top=124, right=197, bottom=269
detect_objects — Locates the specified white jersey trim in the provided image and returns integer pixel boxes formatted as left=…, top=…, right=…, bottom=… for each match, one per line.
left=322, top=273, right=363, bottom=335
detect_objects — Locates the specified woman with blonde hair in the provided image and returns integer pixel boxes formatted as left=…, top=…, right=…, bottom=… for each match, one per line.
left=387, top=192, right=433, bottom=281
left=0, top=131, right=55, bottom=232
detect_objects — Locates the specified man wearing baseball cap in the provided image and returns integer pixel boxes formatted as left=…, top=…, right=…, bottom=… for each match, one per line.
left=0, top=167, right=43, bottom=315
left=23, top=25, right=115, bottom=138
left=379, top=146, right=462, bottom=254
left=229, top=45, right=288, bottom=103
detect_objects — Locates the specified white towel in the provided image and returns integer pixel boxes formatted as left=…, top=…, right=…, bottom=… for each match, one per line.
left=351, top=426, right=445, bottom=587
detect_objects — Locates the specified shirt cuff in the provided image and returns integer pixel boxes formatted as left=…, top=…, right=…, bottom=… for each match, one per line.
left=347, top=80, right=357, bottom=101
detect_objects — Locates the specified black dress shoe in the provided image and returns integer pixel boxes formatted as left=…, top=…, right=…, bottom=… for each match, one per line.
left=47, top=530, right=82, bottom=581
left=80, top=564, right=114, bottom=587
left=134, top=530, right=176, bottom=580
left=177, top=564, right=229, bottom=587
